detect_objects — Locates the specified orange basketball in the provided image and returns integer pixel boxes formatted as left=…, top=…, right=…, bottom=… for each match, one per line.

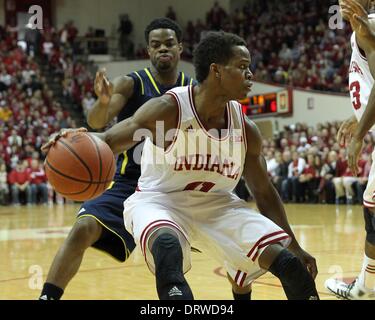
left=44, top=132, right=116, bottom=201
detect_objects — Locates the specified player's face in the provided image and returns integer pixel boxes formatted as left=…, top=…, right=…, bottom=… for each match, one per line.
left=218, top=45, right=253, bottom=100
left=147, top=29, right=182, bottom=73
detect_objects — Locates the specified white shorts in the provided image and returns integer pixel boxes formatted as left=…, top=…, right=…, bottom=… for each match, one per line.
left=363, top=150, right=375, bottom=208
left=124, top=191, right=291, bottom=287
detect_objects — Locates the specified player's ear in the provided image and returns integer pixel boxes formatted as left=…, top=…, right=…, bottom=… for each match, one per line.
left=147, top=45, right=151, bottom=58
left=210, top=63, right=221, bottom=79
left=178, top=42, right=183, bottom=54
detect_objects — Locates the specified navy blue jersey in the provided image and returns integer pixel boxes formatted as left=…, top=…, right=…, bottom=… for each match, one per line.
left=114, top=67, right=196, bottom=182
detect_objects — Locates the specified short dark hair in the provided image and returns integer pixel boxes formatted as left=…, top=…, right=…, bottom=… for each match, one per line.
left=144, top=18, right=183, bottom=43
left=193, top=31, right=247, bottom=83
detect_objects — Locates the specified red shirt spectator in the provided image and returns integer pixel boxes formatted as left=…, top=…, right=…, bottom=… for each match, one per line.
left=8, top=163, right=31, bottom=185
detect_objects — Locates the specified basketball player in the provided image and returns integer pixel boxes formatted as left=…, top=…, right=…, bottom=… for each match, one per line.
left=325, top=0, right=375, bottom=300
left=45, top=31, right=319, bottom=300
left=39, top=18, right=196, bottom=300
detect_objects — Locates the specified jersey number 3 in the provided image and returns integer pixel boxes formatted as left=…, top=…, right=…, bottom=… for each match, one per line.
left=350, top=81, right=361, bottom=110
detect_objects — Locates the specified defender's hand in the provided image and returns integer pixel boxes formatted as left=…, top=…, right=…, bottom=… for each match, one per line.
left=337, top=116, right=358, bottom=147
left=341, top=0, right=375, bottom=41
left=94, top=68, right=114, bottom=105
left=41, top=128, right=88, bottom=154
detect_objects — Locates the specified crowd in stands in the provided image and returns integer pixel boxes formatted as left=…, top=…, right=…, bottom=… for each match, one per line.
left=0, top=1, right=366, bottom=206
left=263, top=122, right=373, bottom=205
left=0, top=24, right=78, bottom=205
left=135, top=0, right=351, bottom=93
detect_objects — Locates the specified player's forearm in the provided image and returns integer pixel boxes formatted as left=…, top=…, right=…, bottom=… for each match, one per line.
left=254, top=185, right=300, bottom=249
left=90, top=118, right=138, bottom=155
left=87, top=100, right=111, bottom=129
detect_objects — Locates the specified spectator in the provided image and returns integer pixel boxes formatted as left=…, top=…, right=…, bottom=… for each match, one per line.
left=118, top=14, right=134, bottom=58
left=29, top=159, right=48, bottom=205
left=82, top=91, right=95, bottom=117
left=0, top=160, right=8, bottom=205
left=297, top=154, right=320, bottom=203
left=166, top=6, right=177, bottom=21
left=8, top=161, right=31, bottom=205
left=282, top=151, right=306, bottom=202
left=7, top=130, right=22, bottom=148
left=318, top=150, right=337, bottom=204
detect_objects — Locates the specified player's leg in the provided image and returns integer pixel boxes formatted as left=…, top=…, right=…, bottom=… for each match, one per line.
left=259, top=244, right=319, bottom=300
left=40, top=216, right=103, bottom=300
left=326, top=207, right=375, bottom=300
left=124, top=192, right=193, bottom=300
left=227, top=273, right=252, bottom=300
left=326, top=160, right=375, bottom=300
left=194, top=193, right=318, bottom=300
left=148, top=227, right=194, bottom=300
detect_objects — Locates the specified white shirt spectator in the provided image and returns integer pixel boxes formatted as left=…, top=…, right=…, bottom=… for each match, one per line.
left=287, top=157, right=306, bottom=178
left=267, top=157, right=279, bottom=177
left=43, top=42, right=54, bottom=57
left=82, top=93, right=96, bottom=116
left=8, top=133, right=22, bottom=147
left=0, top=72, right=12, bottom=86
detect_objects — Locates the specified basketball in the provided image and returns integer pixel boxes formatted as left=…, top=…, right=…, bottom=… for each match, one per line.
left=44, top=131, right=116, bottom=201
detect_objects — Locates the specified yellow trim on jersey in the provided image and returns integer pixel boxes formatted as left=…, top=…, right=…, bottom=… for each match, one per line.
left=120, top=151, right=128, bottom=175
left=77, top=214, right=131, bottom=262
left=181, top=72, right=185, bottom=86
left=107, top=181, right=115, bottom=190
left=133, top=71, right=144, bottom=95
left=144, top=68, right=161, bottom=94
left=190, top=78, right=194, bottom=85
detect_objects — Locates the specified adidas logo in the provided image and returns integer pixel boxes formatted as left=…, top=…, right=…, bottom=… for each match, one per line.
left=185, top=125, right=193, bottom=131
left=39, top=295, right=49, bottom=300
left=168, top=286, right=183, bottom=297
left=78, top=208, right=86, bottom=215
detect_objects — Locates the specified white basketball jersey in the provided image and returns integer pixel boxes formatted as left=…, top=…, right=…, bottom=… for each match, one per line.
left=349, top=14, right=375, bottom=131
left=137, top=85, right=247, bottom=193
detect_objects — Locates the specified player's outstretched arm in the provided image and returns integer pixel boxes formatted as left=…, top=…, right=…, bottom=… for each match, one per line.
left=97, top=94, right=177, bottom=155
left=242, top=117, right=318, bottom=279
left=42, top=95, right=177, bottom=156
left=87, top=68, right=134, bottom=129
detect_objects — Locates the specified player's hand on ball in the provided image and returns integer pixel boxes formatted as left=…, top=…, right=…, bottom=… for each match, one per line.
left=94, top=68, right=113, bottom=105
left=41, top=127, right=88, bottom=153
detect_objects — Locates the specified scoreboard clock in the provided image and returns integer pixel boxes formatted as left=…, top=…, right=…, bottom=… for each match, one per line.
left=239, top=89, right=292, bottom=118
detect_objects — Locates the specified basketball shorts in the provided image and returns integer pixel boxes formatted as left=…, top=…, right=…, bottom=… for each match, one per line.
left=363, top=149, right=375, bottom=209
left=124, top=190, right=291, bottom=287
left=77, top=178, right=136, bottom=262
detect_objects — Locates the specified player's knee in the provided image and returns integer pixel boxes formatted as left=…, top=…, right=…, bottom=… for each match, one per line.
left=364, top=207, right=375, bottom=244
left=151, top=232, right=183, bottom=275
left=68, top=217, right=102, bottom=248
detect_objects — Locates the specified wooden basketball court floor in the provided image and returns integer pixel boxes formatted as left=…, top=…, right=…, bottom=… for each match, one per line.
left=0, top=203, right=366, bottom=300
